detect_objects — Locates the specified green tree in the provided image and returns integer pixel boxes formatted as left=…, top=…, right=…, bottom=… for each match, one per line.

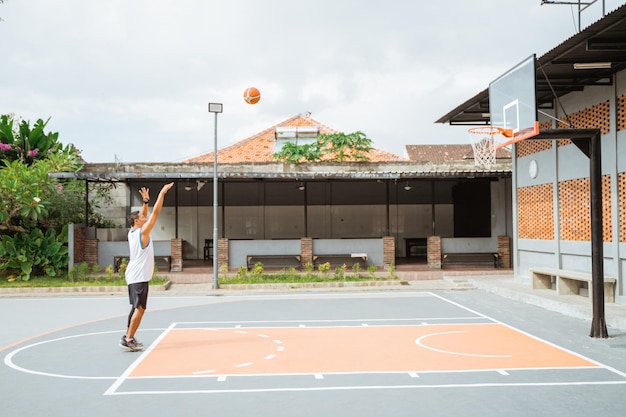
left=320, top=131, right=373, bottom=162
left=272, top=131, right=373, bottom=163
left=272, top=141, right=323, bottom=163
left=0, top=160, right=52, bottom=233
left=0, top=114, right=65, bottom=167
left=0, top=114, right=89, bottom=280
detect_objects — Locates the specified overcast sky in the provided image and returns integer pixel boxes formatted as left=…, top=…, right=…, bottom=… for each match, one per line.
left=1, top=0, right=622, bottom=163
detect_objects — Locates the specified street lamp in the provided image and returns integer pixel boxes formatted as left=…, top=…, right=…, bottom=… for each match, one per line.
left=208, top=102, right=223, bottom=289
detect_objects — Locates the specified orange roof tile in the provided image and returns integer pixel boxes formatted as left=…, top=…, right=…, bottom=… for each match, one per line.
left=185, top=114, right=406, bottom=163
left=405, top=144, right=511, bottom=163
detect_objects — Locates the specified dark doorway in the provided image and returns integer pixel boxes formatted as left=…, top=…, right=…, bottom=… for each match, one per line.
left=452, top=180, right=491, bottom=237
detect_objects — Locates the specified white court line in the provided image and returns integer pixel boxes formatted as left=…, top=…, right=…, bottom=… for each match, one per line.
left=3, top=330, right=126, bottom=380
left=106, top=379, right=626, bottom=396
left=430, top=293, right=626, bottom=379
left=6, top=291, right=626, bottom=396
left=104, top=323, right=177, bottom=396
left=124, top=365, right=617, bottom=380
left=175, top=316, right=485, bottom=325
left=415, top=330, right=512, bottom=358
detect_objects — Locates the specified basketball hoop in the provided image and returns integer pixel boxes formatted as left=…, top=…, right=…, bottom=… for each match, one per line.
left=467, top=127, right=511, bottom=168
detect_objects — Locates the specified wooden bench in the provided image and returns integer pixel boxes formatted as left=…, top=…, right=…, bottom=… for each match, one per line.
left=114, top=256, right=172, bottom=273
left=314, top=253, right=367, bottom=268
left=405, top=238, right=427, bottom=258
left=530, top=267, right=616, bottom=303
left=247, top=255, right=301, bottom=270
left=442, top=252, right=499, bottom=269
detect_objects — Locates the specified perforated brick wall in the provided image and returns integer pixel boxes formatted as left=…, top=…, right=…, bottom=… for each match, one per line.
left=517, top=137, right=552, bottom=157
left=517, top=100, right=614, bottom=157
left=619, top=173, right=626, bottom=242
left=556, top=101, right=611, bottom=134
left=558, top=176, right=612, bottom=241
left=517, top=184, right=554, bottom=240
left=619, top=94, right=626, bottom=132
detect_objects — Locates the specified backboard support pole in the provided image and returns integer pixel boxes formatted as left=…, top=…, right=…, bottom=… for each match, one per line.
left=530, top=128, right=607, bottom=338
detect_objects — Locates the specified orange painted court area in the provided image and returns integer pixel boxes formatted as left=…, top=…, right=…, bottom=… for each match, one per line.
left=130, top=323, right=597, bottom=378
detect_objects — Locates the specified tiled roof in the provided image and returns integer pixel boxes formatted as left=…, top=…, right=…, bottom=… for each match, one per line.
left=405, top=144, right=511, bottom=163
left=185, top=114, right=406, bottom=163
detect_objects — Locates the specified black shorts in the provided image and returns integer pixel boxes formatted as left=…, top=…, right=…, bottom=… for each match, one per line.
left=128, top=281, right=150, bottom=309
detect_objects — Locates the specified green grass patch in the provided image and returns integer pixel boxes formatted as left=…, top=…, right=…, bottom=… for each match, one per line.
left=0, top=275, right=168, bottom=288
left=219, top=272, right=396, bottom=285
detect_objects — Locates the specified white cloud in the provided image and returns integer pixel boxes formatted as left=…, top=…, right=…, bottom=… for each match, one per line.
left=1, top=0, right=622, bottom=162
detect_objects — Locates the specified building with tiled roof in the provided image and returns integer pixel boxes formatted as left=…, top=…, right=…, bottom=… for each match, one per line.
left=405, top=144, right=511, bottom=163
left=185, top=114, right=407, bottom=163
left=59, top=117, right=512, bottom=272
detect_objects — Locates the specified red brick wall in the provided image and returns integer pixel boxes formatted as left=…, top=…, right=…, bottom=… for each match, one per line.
left=427, top=236, right=441, bottom=269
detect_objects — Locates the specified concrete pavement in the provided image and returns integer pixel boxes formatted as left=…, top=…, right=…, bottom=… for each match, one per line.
left=1, top=269, right=625, bottom=333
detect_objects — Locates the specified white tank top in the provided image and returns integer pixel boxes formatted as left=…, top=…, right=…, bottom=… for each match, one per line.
left=125, top=228, right=154, bottom=284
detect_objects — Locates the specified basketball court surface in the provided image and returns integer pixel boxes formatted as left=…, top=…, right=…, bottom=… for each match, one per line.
left=2, top=289, right=626, bottom=417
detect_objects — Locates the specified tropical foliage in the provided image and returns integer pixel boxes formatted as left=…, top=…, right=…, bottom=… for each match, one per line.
left=0, top=114, right=108, bottom=280
left=272, top=131, right=373, bottom=163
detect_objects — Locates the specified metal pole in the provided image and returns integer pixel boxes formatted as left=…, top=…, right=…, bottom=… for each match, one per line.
left=212, top=111, right=219, bottom=289
left=589, top=131, right=607, bottom=338
left=532, top=128, right=607, bottom=337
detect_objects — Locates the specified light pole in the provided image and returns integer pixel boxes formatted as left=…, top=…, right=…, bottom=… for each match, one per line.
left=208, top=102, right=223, bottom=289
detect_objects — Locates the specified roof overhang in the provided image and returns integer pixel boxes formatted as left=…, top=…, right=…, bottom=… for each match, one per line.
left=49, top=161, right=511, bottom=181
left=436, top=4, right=626, bottom=126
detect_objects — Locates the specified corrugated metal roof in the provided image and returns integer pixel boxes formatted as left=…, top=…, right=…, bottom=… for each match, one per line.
left=50, top=161, right=511, bottom=181
left=436, top=4, right=626, bottom=126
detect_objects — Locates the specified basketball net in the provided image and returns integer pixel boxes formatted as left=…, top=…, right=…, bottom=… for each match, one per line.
left=468, top=127, right=509, bottom=168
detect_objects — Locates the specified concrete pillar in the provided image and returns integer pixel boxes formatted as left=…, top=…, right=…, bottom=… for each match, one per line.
left=383, top=236, right=395, bottom=269
left=497, top=235, right=511, bottom=268
left=427, top=236, right=441, bottom=269
left=301, top=237, right=313, bottom=268
left=170, top=238, right=183, bottom=272
left=217, top=238, right=229, bottom=271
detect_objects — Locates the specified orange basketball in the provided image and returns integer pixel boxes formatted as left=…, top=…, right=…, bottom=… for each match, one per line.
left=243, top=87, right=261, bottom=105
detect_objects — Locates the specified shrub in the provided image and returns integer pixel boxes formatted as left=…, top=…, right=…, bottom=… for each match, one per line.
left=236, top=266, right=248, bottom=279
left=104, top=265, right=115, bottom=278
left=251, top=262, right=264, bottom=276
left=318, top=262, right=331, bottom=274
left=0, top=227, right=68, bottom=280
left=117, top=258, right=127, bottom=280
left=334, top=264, right=346, bottom=280
left=68, top=262, right=89, bottom=282
left=367, top=265, right=377, bottom=278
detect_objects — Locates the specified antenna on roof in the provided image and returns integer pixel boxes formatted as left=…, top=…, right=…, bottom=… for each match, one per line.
left=114, top=154, right=122, bottom=169
left=540, top=0, right=605, bottom=32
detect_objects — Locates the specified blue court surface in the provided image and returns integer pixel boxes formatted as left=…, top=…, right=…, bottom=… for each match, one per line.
left=1, top=289, right=625, bottom=417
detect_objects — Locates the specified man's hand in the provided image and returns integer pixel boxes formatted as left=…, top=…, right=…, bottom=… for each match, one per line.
left=161, top=182, right=175, bottom=194
left=139, top=187, right=150, bottom=202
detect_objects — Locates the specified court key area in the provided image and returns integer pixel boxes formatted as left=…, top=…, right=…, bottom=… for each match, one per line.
left=2, top=290, right=626, bottom=417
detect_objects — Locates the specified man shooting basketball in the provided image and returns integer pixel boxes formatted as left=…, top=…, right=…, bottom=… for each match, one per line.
left=120, top=182, right=174, bottom=352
